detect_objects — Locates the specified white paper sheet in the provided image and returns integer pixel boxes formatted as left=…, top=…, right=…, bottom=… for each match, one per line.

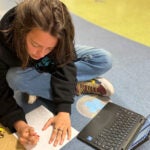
left=14, top=105, right=79, bottom=150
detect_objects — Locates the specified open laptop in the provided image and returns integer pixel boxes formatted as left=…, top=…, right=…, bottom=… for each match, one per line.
left=77, top=102, right=147, bottom=150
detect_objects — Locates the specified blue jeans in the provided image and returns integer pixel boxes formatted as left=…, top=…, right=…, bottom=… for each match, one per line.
left=6, top=45, right=112, bottom=100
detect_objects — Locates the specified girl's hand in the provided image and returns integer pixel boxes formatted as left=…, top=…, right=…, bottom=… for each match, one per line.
left=42, top=112, right=71, bottom=147
left=14, top=121, right=39, bottom=145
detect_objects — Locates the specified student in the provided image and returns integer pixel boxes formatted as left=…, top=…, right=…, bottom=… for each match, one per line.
left=0, top=0, right=114, bottom=147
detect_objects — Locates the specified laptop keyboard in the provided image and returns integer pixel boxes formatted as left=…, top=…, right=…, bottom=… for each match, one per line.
left=93, top=108, right=142, bottom=149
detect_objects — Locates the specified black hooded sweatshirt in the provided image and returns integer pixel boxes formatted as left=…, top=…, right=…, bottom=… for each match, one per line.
left=0, top=7, right=77, bottom=132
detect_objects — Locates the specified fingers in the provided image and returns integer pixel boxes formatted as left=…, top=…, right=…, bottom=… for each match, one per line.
left=49, top=127, right=64, bottom=146
left=60, top=128, right=67, bottom=144
left=19, top=134, right=39, bottom=145
left=28, top=134, right=40, bottom=145
left=67, top=127, right=71, bottom=140
left=42, top=118, right=53, bottom=130
left=18, top=126, right=39, bottom=145
left=49, top=126, right=71, bottom=146
left=42, top=113, right=72, bottom=147
left=19, top=137, right=28, bottom=145
left=49, top=127, right=61, bottom=146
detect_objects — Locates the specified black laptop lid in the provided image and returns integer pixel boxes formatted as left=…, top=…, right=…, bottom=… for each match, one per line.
left=77, top=102, right=145, bottom=150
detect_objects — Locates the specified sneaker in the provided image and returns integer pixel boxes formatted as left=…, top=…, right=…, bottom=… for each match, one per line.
left=76, top=77, right=114, bottom=97
left=28, top=95, right=37, bottom=104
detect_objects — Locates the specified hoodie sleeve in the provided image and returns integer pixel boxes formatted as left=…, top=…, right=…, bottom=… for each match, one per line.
left=0, top=59, right=26, bottom=133
left=51, top=62, right=77, bottom=114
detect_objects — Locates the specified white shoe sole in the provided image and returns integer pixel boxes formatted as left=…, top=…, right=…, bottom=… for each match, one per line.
left=96, top=77, right=115, bottom=97
left=28, top=95, right=37, bottom=104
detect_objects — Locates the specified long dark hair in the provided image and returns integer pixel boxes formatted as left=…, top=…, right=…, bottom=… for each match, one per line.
left=12, top=0, right=75, bottom=68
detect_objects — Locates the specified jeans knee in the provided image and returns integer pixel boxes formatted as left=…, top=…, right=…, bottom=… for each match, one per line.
left=6, top=68, right=23, bottom=90
left=95, top=50, right=112, bottom=75
left=104, top=52, right=112, bottom=71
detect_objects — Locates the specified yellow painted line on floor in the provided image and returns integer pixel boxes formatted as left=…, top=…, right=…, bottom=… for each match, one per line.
left=61, top=0, right=150, bottom=47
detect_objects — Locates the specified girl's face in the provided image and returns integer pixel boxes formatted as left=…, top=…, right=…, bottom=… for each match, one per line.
left=26, top=28, right=58, bottom=60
